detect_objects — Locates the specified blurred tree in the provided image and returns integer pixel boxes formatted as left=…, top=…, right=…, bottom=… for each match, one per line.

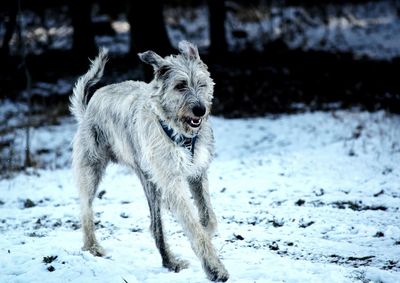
left=0, top=1, right=17, bottom=57
left=127, top=0, right=173, bottom=57
left=70, top=0, right=96, bottom=58
left=207, top=0, right=227, bottom=56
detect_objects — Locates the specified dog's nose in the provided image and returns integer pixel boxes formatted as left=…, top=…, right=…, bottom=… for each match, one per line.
left=192, top=104, right=206, bottom=117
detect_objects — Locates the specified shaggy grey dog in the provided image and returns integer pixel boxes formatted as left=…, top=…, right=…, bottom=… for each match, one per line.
left=70, top=41, right=229, bottom=282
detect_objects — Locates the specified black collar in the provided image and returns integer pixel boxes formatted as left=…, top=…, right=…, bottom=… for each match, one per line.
left=159, top=120, right=197, bottom=155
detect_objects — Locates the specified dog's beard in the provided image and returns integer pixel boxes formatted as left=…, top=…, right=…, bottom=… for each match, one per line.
left=157, top=97, right=208, bottom=137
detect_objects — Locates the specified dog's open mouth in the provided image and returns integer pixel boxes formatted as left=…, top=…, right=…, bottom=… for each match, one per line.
left=185, top=117, right=202, bottom=128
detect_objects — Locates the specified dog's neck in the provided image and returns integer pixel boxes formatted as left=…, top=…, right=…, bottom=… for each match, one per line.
left=159, top=120, right=197, bottom=156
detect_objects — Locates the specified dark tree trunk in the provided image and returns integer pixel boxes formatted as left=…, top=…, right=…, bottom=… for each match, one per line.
left=0, top=1, right=17, bottom=57
left=127, top=0, right=173, bottom=57
left=207, top=0, right=227, bottom=57
left=70, top=0, right=96, bottom=59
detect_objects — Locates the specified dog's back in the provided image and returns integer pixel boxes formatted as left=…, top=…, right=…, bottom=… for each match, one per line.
left=85, top=80, right=149, bottom=122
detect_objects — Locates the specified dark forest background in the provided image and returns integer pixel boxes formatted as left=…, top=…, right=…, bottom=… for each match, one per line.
left=1, top=0, right=400, bottom=119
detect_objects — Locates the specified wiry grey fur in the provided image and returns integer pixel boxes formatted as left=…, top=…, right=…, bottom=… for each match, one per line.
left=70, top=41, right=229, bottom=282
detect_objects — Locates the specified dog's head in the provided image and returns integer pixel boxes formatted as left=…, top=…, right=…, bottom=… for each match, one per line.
left=138, top=41, right=214, bottom=137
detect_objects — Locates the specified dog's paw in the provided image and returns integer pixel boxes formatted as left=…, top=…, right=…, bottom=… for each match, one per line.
left=163, top=258, right=190, bottom=273
left=82, top=243, right=106, bottom=257
left=203, top=259, right=229, bottom=282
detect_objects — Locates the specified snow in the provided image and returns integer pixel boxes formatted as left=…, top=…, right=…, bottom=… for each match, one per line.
left=1, top=110, right=399, bottom=282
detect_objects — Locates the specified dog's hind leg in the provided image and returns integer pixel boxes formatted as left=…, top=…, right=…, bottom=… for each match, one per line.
left=189, top=175, right=217, bottom=236
left=73, top=147, right=107, bottom=256
left=137, top=170, right=189, bottom=272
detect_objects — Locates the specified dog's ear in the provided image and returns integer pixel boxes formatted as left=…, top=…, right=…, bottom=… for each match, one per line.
left=138, top=51, right=164, bottom=69
left=178, top=40, right=199, bottom=60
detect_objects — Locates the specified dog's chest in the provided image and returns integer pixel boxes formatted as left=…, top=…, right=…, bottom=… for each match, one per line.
left=170, top=140, right=210, bottom=176
left=137, top=134, right=211, bottom=178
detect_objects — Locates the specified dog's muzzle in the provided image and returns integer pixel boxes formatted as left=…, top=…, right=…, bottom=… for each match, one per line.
left=185, top=104, right=206, bottom=128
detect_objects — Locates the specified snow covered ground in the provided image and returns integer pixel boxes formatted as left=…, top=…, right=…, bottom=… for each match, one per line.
left=1, top=110, right=400, bottom=282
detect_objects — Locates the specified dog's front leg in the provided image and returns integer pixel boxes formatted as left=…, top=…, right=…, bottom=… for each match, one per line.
left=137, top=170, right=189, bottom=272
left=189, top=175, right=218, bottom=236
left=164, top=179, right=229, bottom=282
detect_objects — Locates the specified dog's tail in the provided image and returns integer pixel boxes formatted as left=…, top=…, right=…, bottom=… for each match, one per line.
left=70, top=48, right=108, bottom=123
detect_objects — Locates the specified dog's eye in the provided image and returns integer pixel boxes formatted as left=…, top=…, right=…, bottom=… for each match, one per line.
left=199, top=83, right=207, bottom=88
left=174, top=82, right=187, bottom=92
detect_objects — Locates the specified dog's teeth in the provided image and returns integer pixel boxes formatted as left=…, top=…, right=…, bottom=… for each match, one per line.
left=186, top=117, right=202, bottom=127
left=191, top=119, right=201, bottom=125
